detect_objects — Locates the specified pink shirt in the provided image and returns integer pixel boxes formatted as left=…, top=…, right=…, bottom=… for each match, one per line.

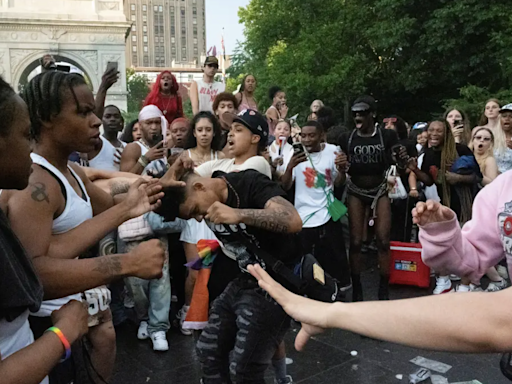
left=419, top=171, right=512, bottom=281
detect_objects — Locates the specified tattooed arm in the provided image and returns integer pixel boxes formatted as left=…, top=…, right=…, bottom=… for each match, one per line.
left=206, top=196, right=303, bottom=234
left=5, top=166, right=165, bottom=299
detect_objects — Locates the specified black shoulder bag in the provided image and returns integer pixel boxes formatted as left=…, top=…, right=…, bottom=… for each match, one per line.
left=225, top=227, right=345, bottom=303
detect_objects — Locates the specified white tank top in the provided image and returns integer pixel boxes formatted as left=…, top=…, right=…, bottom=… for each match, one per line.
left=88, top=136, right=125, bottom=172
left=136, top=140, right=149, bottom=156
left=196, top=79, right=226, bottom=113
left=30, top=153, right=93, bottom=317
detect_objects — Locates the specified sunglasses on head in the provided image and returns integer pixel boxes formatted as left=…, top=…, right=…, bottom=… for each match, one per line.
left=383, top=117, right=397, bottom=123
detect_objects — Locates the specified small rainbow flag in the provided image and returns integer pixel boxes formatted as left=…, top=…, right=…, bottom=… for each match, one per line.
left=185, top=239, right=220, bottom=270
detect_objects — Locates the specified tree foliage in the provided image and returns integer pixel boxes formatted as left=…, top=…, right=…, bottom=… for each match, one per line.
left=231, top=0, right=512, bottom=126
left=126, top=68, right=150, bottom=116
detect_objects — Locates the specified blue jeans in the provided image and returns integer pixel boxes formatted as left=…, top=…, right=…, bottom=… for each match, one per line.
left=197, top=276, right=290, bottom=384
left=119, top=237, right=171, bottom=334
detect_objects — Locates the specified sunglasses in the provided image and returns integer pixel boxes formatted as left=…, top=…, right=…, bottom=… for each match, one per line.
left=383, top=117, right=397, bottom=123
left=352, top=110, right=370, bottom=117
left=474, top=136, right=491, bottom=142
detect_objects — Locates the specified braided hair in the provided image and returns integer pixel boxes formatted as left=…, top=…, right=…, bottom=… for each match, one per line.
left=21, top=71, right=87, bottom=141
left=0, top=76, right=16, bottom=135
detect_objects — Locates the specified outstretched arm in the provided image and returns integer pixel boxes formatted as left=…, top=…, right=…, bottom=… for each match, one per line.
left=248, top=264, right=512, bottom=353
left=206, top=196, right=302, bottom=234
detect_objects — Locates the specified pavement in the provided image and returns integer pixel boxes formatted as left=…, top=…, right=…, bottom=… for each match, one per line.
left=112, top=259, right=508, bottom=384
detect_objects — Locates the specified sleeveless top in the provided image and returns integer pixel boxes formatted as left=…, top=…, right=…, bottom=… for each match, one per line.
left=88, top=136, right=125, bottom=172
left=187, top=149, right=219, bottom=166
left=267, top=105, right=281, bottom=137
left=136, top=140, right=150, bottom=157
left=238, top=93, right=258, bottom=112
left=196, top=79, right=225, bottom=113
left=30, top=153, right=93, bottom=317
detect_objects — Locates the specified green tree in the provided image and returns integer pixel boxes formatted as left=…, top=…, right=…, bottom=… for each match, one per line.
left=234, top=0, right=512, bottom=125
left=124, top=68, right=149, bottom=121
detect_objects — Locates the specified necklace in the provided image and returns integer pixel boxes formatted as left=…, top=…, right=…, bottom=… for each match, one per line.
left=222, top=176, right=240, bottom=208
left=161, top=94, right=174, bottom=115
left=139, top=139, right=150, bottom=150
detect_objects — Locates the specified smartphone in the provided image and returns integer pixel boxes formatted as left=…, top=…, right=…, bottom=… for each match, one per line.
left=453, top=119, right=462, bottom=127
left=170, top=147, right=184, bottom=156
left=106, top=61, right=118, bottom=73
left=152, top=133, right=163, bottom=143
left=392, top=144, right=408, bottom=168
left=292, top=142, right=305, bottom=156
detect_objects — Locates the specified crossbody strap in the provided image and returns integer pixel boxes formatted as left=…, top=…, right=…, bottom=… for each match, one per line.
left=224, top=226, right=308, bottom=293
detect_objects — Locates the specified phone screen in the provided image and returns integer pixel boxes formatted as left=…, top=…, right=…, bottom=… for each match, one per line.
left=107, top=61, right=118, bottom=73
left=293, top=142, right=305, bottom=155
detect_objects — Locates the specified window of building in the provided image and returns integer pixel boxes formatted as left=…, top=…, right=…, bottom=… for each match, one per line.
left=143, top=15, right=147, bottom=22
left=181, top=8, right=185, bottom=16
left=132, top=46, right=137, bottom=52
left=143, top=25, right=147, bottom=32
left=144, top=46, right=148, bottom=52
left=171, top=26, right=175, bottom=34
left=132, top=55, right=137, bottom=65
left=172, top=37, right=176, bottom=43
left=154, top=5, right=158, bottom=12
left=143, top=36, right=148, bottom=42
left=188, top=74, right=193, bottom=81
left=182, top=56, right=187, bottom=61
left=182, top=27, right=186, bottom=35
left=142, top=4, right=147, bottom=11
left=193, top=27, right=197, bottom=36
left=131, top=15, right=135, bottom=21
left=193, top=18, right=197, bottom=24
left=132, top=25, right=136, bottom=32
left=144, top=56, right=149, bottom=65
left=132, top=35, right=136, bottom=42
left=131, top=4, right=135, bottom=11
left=159, top=5, right=163, bottom=12
left=194, top=47, right=198, bottom=54
left=172, top=46, right=176, bottom=53
left=193, top=7, right=197, bottom=15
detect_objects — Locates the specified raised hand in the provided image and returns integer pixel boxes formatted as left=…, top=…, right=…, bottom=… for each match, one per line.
left=286, top=152, right=307, bottom=172
left=145, top=141, right=165, bottom=162
left=122, top=178, right=164, bottom=218
left=159, top=152, right=194, bottom=189
left=100, top=67, right=119, bottom=92
left=412, top=200, right=455, bottom=226
left=247, top=264, right=329, bottom=351
left=205, top=202, right=241, bottom=225
left=51, top=300, right=89, bottom=343
left=129, top=239, right=166, bottom=279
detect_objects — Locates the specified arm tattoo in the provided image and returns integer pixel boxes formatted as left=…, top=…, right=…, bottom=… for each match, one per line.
left=238, top=196, right=293, bottom=233
left=30, top=182, right=50, bottom=204
left=92, top=256, right=122, bottom=277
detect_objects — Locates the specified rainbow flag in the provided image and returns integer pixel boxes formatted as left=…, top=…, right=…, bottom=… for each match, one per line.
left=185, top=239, right=219, bottom=270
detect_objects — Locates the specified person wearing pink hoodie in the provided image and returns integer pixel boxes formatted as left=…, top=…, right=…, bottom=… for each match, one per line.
left=241, top=170, right=512, bottom=353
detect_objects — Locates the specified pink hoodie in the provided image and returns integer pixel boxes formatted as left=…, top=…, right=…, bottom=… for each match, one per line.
left=419, top=171, right=512, bottom=281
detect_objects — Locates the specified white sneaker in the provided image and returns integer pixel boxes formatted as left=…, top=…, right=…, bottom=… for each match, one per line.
left=470, top=284, right=484, bottom=292
left=151, top=331, right=169, bottom=351
left=487, top=279, right=508, bottom=292
left=178, top=305, right=192, bottom=336
left=456, top=284, right=470, bottom=292
left=449, top=274, right=461, bottom=281
left=433, top=276, right=453, bottom=295
left=275, top=375, right=293, bottom=384
left=137, top=321, right=149, bottom=340
left=497, top=265, right=509, bottom=280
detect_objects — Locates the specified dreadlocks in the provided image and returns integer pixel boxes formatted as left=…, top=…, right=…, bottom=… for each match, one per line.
left=21, top=71, right=87, bottom=141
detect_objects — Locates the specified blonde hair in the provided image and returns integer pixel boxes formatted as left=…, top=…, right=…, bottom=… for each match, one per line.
left=492, top=119, right=508, bottom=156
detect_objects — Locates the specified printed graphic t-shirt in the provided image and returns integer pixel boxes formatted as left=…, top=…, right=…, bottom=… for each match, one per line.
left=206, top=170, right=302, bottom=299
left=292, top=144, right=340, bottom=228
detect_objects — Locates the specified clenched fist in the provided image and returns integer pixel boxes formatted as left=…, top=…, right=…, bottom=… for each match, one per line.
left=205, top=202, right=241, bottom=225
left=129, top=239, right=166, bottom=279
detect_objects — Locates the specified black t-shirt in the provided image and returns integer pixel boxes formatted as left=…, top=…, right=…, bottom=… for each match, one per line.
left=397, top=138, right=418, bottom=190
left=207, top=170, right=302, bottom=300
left=338, top=128, right=398, bottom=178
left=421, top=143, right=477, bottom=217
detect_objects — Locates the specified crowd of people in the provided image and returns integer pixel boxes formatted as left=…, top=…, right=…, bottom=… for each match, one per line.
left=1, top=54, right=512, bottom=384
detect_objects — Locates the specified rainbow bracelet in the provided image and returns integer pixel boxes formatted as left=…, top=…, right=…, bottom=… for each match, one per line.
left=45, top=326, right=72, bottom=362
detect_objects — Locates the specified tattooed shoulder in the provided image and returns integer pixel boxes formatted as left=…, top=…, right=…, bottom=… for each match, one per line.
left=30, top=182, right=50, bottom=204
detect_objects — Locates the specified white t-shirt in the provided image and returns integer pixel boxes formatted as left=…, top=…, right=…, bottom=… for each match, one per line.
left=292, top=144, right=340, bottom=228
left=181, top=156, right=272, bottom=246
left=269, top=140, right=293, bottom=175
left=88, top=136, right=126, bottom=172
left=195, top=156, right=272, bottom=178
left=195, top=79, right=226, bottom=113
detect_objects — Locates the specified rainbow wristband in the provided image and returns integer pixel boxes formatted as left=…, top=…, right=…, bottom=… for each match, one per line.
left=45, top=326, right=72, bottom=362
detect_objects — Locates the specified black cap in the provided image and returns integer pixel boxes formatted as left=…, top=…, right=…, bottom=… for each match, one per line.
left=222, top=109, right=269, bottom=140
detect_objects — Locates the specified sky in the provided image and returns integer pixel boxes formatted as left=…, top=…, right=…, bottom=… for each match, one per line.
left=205, top=0, right=250, bottom=55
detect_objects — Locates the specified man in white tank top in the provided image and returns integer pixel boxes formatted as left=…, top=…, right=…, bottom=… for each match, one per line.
left=85, top=105, right=126, bottom=172
left=190, top=56, right=226, bottom=115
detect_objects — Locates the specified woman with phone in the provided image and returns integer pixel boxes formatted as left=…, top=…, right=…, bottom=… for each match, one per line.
left=266, top=86, right=289, bottom=138
left=384, top=115, right=418, bottom=242
left=338, top=97, right=398, bottom=302
left=408, top=120, right=481, bottom=294
left=143, top=70, right=183, bottom=125
left=120, top=105, right=167, bottom=175
left=444, top=108, right=471, bottom=145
